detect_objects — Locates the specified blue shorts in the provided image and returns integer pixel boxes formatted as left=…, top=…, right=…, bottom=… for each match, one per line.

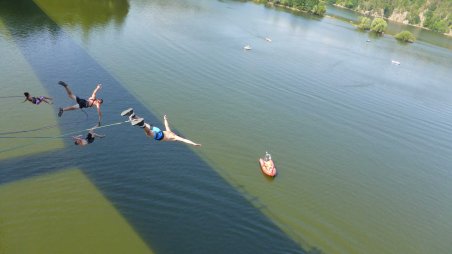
left=152, top=126, right=164, bottom=141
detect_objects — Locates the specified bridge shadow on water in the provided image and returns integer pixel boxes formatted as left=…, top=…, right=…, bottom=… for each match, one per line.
left=0, top=1, right=321, bottom=253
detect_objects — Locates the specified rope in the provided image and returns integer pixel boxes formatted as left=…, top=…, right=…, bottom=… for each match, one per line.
left=80, top=108, right=89, bottom=118
left=0, top=96, right=23, bottom=99
left=0, top=124, right=59, bottom=135
left=0, top=120, right=130, bottom=139
left=0, top=109, right=89, bottom=136
left=62, top=120, right=130, bottom=136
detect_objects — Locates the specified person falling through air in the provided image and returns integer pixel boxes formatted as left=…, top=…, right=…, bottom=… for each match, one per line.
left=73, top=127, right=105, bottom=146
left=121, top=108, right=201, bottom=147
left=23, top=92, right=52, bottom=105
left=57, top=81, right=103, bottom=125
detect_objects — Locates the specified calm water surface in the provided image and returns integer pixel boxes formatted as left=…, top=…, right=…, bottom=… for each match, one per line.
left=1, top=1, right=451, bottom=254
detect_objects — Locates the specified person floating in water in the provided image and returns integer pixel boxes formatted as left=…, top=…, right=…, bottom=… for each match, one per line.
left=58, top=81, right=103, bottom=125
left=23, top=92, right=52, bottom=105
left=73, top=127, right=105, bottom=146
left=121, top=108, right=201, bottom=147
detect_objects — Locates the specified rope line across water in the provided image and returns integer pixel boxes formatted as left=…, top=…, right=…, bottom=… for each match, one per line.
left=0, top=120, right=130, bottom=139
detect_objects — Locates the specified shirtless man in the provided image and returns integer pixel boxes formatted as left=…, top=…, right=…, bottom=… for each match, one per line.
left=58, top=81, right=103, bottom=125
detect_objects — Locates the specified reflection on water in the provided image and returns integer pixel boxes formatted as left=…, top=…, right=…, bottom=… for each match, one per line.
left=35, top=0, right=129, bottom=32
left=0, top=0, right=58, bottom=38
left=0, top=0, right=129, bottom=38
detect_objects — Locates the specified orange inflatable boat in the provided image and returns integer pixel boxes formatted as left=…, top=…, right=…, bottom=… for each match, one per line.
left=259, top=152, right=276, bottom=177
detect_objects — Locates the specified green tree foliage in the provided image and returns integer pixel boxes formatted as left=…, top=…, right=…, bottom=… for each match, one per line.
left=424, top=9, right=449, bottom=33
left=395, top=30, right=416, bottom=42
left=345, top=0, right=358, bottom=9
left=383, top=4, right=393, bottom=18
left=312, top=2, right=327, bottom=16
left=257, top=0, right=326, bottom=16
left=357, top=16, right=371, bottom=30
left=329, top=0, right=451, bottom=34
left=407, top=13, right=421, bottom=25
left=370, top=17, right=387, bottom=33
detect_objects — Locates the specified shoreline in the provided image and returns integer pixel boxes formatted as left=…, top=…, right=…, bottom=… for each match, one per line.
left=331, top=4, right=452, bottom=37
left=258, top=2, right=411, bottom=41
left=265, top=2, right=310, bottom=15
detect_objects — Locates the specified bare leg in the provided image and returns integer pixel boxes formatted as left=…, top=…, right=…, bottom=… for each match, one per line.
left=59, top=81, right=77, bottom=100
left=163, top=115, right=171, bottom=132
left=42, top=98, right=53, bottom=104
left=143, top=123, right=153, bottom=137
left=64, top=86, right=76, bottom=100
left=62, top=105, right=79, bottom=111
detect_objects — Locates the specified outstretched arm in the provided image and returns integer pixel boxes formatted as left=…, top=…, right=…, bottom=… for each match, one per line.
left=89, top=83, right=102, bottom=99
left=174, top=135, right=201, bottom=147
left=163, top=115, right=171, bottom=132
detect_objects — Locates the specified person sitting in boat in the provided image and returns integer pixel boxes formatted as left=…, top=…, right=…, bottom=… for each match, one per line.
left=263, top=152, right=273, bottom=168
left=23, top=92, right=52, bottom=105
left=122, top=108, right=201, bottom=147
left=73, top=127, right=105, bottom=146
left=57, top=81, right=103, bottom=125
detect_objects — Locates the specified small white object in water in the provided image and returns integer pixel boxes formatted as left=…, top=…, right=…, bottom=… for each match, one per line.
left=244, top=45, right=252, bottom=50
left=391, top=60, right=401, bottom=65
left=265, top=37, right=272, bottom=42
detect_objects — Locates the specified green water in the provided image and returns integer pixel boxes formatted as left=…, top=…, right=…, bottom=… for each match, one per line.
left=1, top=0, right=451, bottom=253
left=0, top=169, right=153, bottom=253
left=0, top=18, right=63, bottom=159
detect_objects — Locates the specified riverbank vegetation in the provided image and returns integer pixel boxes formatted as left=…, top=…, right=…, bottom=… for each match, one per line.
left=358, top=16, right=416, bottom=42
left=357, top=16, right=387, bottom=34
left=357, top=16, right=371, bottom=30
left=253, top=0, right=327, bottom=16
left=326, top=0, right=451, bottom=35
left=395, top=30, right=416, bottom=42
left=370, top=17, right=387, bottom=34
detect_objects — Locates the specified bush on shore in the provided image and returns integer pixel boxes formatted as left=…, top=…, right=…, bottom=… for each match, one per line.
left=395, top=30, right=416, bottom=43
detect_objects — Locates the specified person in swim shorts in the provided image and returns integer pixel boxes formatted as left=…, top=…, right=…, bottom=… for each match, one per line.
left=58, top=81, right=103, bottom=125
left=73, top=128, right=105, bottom=146
left=23, top=92, right=52, bottom=105
left=122, top=109, right=201, bottom=147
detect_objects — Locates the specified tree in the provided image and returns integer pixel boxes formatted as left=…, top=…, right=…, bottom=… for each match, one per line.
left=395, top=30, right=416, bottom=42
left=312, top=3, right=326, bottom=16
left=370, top=17, right=387, bottom=34
left=357, top=16, right=371, bottom=30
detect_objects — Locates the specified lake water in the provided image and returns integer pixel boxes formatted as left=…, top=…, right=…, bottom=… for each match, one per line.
left=1, top=1, right=451, bottom=254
